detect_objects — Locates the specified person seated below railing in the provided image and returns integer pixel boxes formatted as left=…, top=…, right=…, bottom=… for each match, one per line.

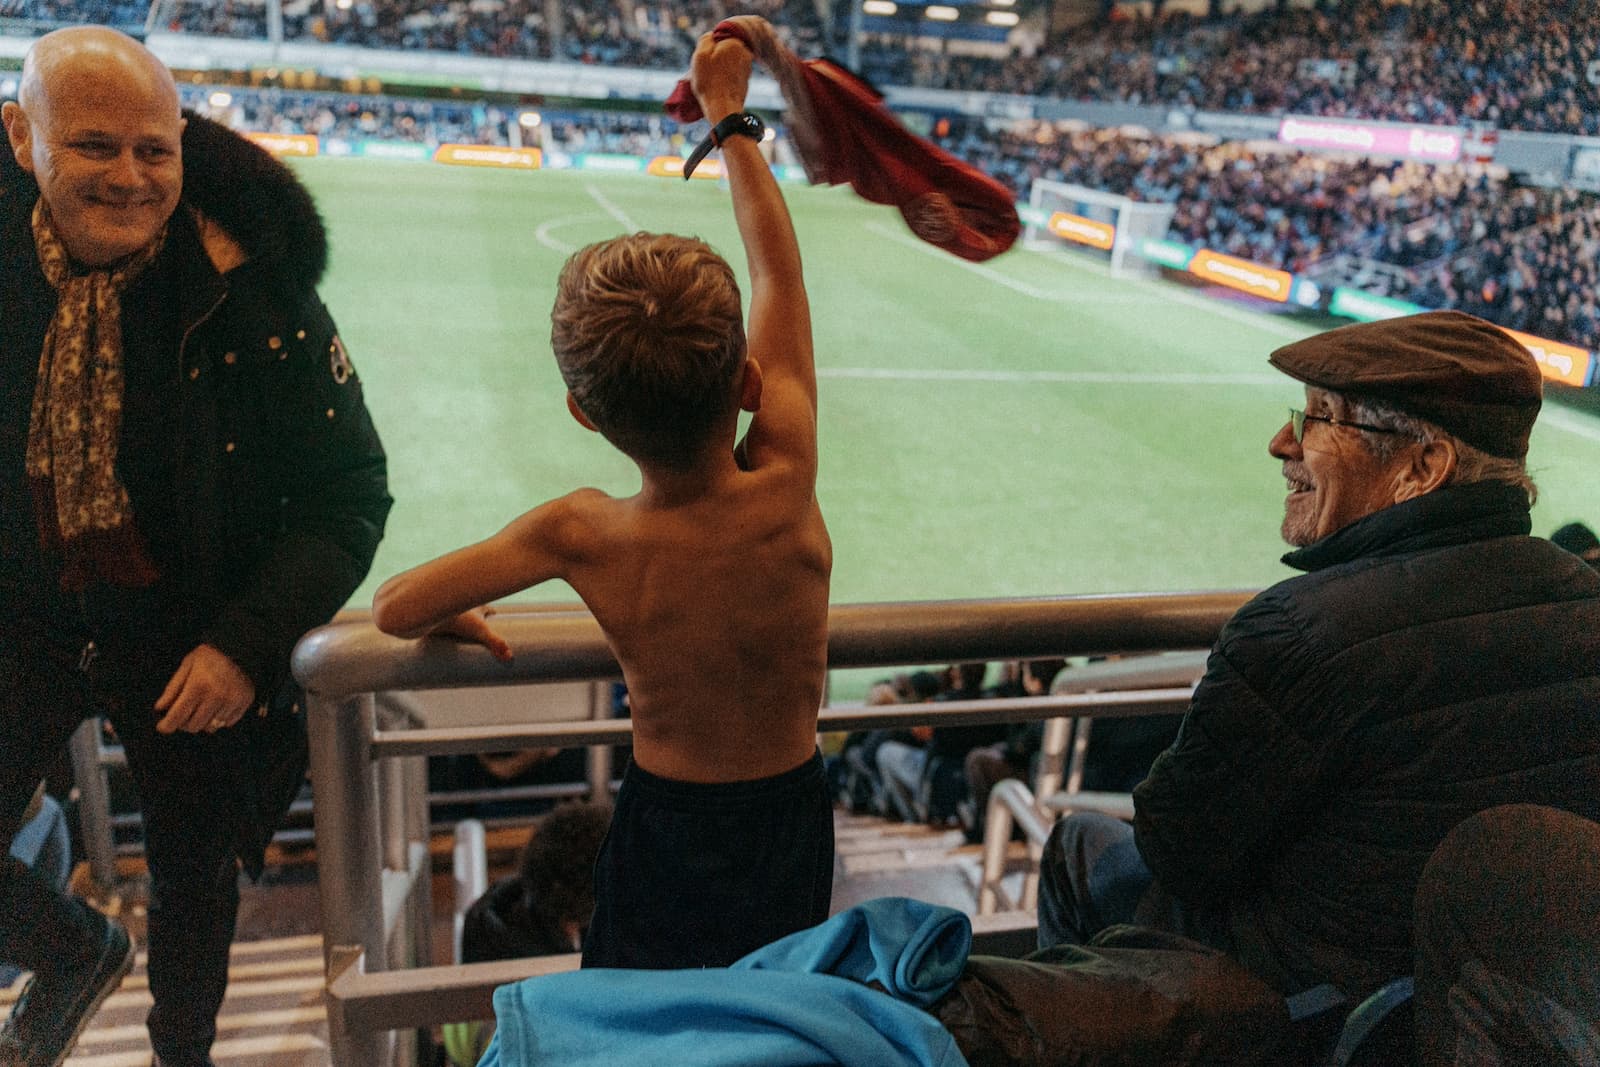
left=443, top=801, right=612, bottom=1067
left=1034, top=312, right=1600, bottom=1047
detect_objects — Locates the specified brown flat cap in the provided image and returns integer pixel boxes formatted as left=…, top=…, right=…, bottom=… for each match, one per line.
left=1269, top=311, right=1542, bottom=459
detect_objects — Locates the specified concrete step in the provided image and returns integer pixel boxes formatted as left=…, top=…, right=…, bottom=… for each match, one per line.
left=1, top=934, right=331, bottom=1067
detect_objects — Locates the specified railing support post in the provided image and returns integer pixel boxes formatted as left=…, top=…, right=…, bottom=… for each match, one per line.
left=68, top=719, right=118, bottom=889
left=308, top=692, right=388, bottom=1065
left=587, top=680, right=613, bottom=802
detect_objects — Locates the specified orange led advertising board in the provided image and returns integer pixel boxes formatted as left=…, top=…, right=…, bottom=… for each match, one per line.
left=1504, top=328, right=1592, bottom=387
left=244, top=133, right=319, bottom=157
left=1047, top=212, right=1116, bottom=251
left=647, top=156, right=724, bottom=180
left=1189, top=250, right=1292, bottom=302
left=433, top=145, right=541, bottom=169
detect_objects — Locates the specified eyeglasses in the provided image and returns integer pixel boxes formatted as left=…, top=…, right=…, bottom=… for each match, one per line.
left=1288, top=408, right=1409, bottom=444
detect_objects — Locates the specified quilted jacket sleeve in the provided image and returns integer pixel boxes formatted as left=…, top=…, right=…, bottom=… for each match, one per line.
left=1132, top=588, right=1335, bottom=903
left=201, top=289, right=392, bottom=701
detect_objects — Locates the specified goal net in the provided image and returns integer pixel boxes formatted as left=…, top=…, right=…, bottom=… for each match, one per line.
left=1023, top=179, right=1177, bottom=278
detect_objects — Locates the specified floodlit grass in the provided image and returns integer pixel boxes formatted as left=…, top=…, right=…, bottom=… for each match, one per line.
left=300, top=159, right=1600, bottom=693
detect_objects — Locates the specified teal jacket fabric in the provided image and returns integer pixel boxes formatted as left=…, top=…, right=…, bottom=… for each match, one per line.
left=477, top=897, right=972, bottom=1067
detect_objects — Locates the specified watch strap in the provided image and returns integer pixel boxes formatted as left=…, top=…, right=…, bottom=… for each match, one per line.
left=682, top=112, right=765, bottom=180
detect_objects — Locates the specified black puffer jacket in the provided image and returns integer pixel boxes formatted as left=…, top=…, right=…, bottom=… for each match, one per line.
left=1, top=114, right=392, bottom=872
left=1133, top=480, right=1600, bottom=1000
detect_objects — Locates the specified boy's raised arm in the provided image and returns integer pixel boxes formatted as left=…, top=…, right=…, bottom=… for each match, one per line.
left=690, top=36, right=817, bottom=478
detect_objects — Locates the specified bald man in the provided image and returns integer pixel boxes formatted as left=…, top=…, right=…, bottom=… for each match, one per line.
left=1, top=28, right=390, bottom=1066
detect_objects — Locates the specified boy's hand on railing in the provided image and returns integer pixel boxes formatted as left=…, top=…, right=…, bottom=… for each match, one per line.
left=690, top=32, right=752, bottom=122
left=429, top=606, right=513, bottom=662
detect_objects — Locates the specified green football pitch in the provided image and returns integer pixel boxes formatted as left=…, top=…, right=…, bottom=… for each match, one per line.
left=297, top=158, right=1600, bottom=672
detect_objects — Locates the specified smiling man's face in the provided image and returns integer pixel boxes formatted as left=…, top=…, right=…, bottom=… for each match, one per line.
left=1269, top=388, right=1414, bottom=547
left=4, top=31, right=184, bottom=267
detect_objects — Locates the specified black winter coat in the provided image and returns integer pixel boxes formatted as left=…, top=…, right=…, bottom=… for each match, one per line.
left=1, top=114, right=392, bottom=873
left=1133, top=481, right=1600, bottom=1000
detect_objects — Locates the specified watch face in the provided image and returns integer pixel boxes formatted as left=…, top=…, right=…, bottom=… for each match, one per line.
left=718, top=113, right=764, bottom=143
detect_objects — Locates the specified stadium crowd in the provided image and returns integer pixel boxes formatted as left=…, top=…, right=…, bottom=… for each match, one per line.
left=180, top=83, right=694, bottom=157
left=114, top=0, right=1600, bottom=137
left=943, top=119, right=1600, bottom=353
left=151, top=0, right=831, bottom=66
left=858, top=0, right=1600, bottom=136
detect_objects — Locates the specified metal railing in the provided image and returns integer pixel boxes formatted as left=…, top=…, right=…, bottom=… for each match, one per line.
left=291, top=590, right=1249, bottom=1065
left=976, top=650, right=1211, bottom=915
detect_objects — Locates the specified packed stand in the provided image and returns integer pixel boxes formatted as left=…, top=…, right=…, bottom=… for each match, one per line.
left=290, top=0, right=552, bottom=59
left=156, top=0, right=831, bottom=67
left=861, top=0, right=1600, bottom=137
left=0, top=0, right=145, bottom=27
left=162, top=0, right=266, bottom=38
left=141, top=0, right=1600, bottom=136
left=180, top=83, right=519, bottom=145
left=941, top=118, right=1600, bottom=354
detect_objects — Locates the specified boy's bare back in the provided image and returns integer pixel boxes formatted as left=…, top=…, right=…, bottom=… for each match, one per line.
left=373, top=35, right=830, bottom=783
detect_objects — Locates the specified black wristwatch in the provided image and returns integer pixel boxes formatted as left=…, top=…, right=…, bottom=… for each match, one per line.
left=683, top=111, right=766, bottom=180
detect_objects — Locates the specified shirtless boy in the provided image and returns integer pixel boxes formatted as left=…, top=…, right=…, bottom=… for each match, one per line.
left=373, top=34, right=833, bottom=969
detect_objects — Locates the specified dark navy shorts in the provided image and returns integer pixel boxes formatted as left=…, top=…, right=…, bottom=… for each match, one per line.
left=581, top=749, right=834, bottom=969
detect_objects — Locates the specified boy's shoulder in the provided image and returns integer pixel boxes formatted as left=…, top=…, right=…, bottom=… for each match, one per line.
left=511, top=486, right=617, bottom=559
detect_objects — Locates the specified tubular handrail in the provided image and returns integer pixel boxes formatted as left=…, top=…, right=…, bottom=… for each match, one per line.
left=292, top=591, right=1252, bottom=1066
left=291, top=591, right=1251, bottom=698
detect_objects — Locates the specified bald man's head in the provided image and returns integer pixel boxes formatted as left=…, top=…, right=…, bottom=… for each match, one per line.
left=3, top=27, right=185, bottom=267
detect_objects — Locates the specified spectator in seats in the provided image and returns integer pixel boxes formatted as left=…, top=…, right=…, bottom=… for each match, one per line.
left=874, top=664, right=981, bottom=824
left=462, top=801, right=615, bottom=962
left=962, top=658, right=1065, bottom=841
left=429, top=746, right=589, bottom=823
left=443, top=801, right=613, bottom=1067
left=373, top=32, right=833, bottom=971
left=1551, top=521, right=1600, bottom=570
left=1036, top=311, right=1600, bottom=1011
left=0, top=28, right=390, bottom=1067
left=1413, top=804, right=1600, bottom=1067
left=826, top=679, right=902, bottom=814
left=836, top=671, right=941, bottom=819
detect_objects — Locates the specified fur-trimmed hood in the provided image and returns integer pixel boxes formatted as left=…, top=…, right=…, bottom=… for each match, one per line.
left=0, top=110, right=329, bottom=294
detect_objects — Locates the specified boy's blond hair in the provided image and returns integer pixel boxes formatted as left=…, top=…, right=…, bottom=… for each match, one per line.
left=551, top=233, right=747, bottom=468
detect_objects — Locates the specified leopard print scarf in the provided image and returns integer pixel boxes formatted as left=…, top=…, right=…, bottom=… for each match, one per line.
left=26, top=199, right=165, bottom=591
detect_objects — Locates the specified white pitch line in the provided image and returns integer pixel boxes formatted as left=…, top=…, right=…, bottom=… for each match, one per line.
left=821, top=367, right=1283, bottom=386
left=1540, top=405, right=1600, bottom=444
left=534, top=217, right=581, bottom=254
left=586, top=182, right=642, bottom=231
left=1031, top=243, right=1316, bottom=341
left=866, top=220, right=1315, bottom=341
left=866, top=221, right=1071, bottom=301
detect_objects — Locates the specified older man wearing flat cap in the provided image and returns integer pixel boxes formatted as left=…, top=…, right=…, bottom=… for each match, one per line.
left=1036, top=312, right=1600, bottom=1018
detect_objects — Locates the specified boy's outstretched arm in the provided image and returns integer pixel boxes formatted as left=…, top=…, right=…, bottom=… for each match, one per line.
left=371, top=495, right=592, bottom=656
left=690, top=35, right=816, bottom=481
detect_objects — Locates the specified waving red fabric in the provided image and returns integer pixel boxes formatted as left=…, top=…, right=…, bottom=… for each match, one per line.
left=665, top=17, right=1020, bottom=263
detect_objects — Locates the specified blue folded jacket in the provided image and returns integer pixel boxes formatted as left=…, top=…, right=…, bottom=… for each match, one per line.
left=478, top=897, right=972, bottom=1067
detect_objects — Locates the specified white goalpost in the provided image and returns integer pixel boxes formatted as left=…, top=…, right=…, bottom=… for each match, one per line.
left=1024, top=179, right=1178, bottom=278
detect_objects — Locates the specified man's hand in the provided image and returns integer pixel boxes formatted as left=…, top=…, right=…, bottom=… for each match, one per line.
left=431, top=606, right=513, bottom=662
left=690, top=32, right=753, bottom=122
left=155, top=644, right=257, bottom=735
